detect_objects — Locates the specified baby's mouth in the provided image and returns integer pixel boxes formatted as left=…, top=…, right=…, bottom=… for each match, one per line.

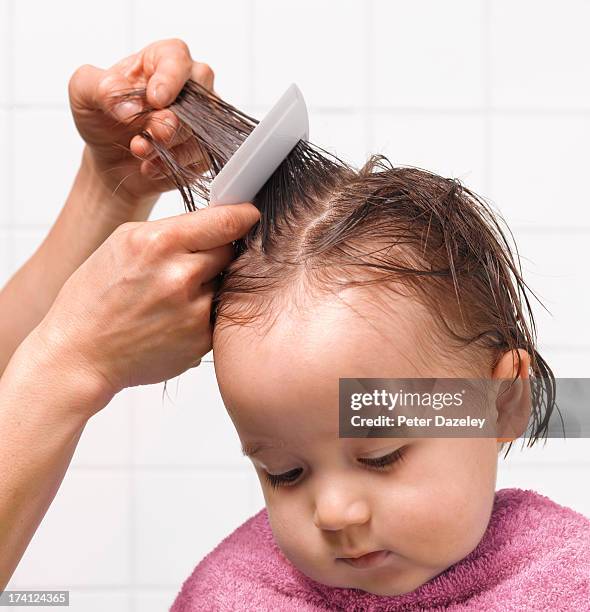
left=337, top=550, right=392, bottom=569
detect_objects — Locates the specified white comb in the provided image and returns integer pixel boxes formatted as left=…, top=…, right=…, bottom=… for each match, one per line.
left=209, top=83, right=309, bottom=206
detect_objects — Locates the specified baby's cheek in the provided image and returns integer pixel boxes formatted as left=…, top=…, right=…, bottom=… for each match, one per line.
left=265, top=496, right=342, bottom=584
left=379, top=459, right=495, bottom=569
left=265, top=497, right=312, bottom=559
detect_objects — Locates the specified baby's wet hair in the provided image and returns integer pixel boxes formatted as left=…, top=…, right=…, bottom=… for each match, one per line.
left=120, top=80, right=557, bottom=450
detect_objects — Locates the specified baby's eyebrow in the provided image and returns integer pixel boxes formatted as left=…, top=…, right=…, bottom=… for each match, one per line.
left=241, top=443, right=265, bottom=457
left=241, top=441, right=283, bottom=457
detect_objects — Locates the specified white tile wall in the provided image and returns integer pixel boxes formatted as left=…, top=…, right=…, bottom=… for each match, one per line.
left=14, top=0, right=129, bottom=107
left=0, top=109, right=9, bottom=225
left=134, top=591, right=178, bottom=612
left=132, top=0, right=253, bottom=108
left=490, top=0, right=590, bottom=109
left=0, top=230, right=11, bottom=287
left=132, top=365, right=246, bottom=467
left=8, top=471, right=131, bottom=588
left=372, top=0, right=486, bottom=109
left=0, top=0, right=10, bottom=107
left=134, top=471, right=253, bottom=587
left=1, top=0, right=589, bottom=609
left=515, top=232, right=590, bottom=348
left=71, top=390, right=133, bottom=468
left=13, top=110, right=83, bottom=226
left=497, top=464, right=590, bottom=517
left=148, top=190, right=188, bottom=222
left=253, top=0, right=367, bottom=108
left=11, top=228, right=47, bottom=269
left=64, top=592, right=131, bottom=612
left=542, top=348, right=590, bottom=379
left=371, top=112, right=487, bottom=189
left=489, top=115, right=590, bottom=228
left=308, top=109, right=369, bottom=168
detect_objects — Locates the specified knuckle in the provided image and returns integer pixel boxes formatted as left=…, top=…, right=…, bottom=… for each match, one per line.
left=96, top=73, right=117, bottom=101
left=199, top=62, right=215, bottom=81
left=113, top=221, right=139, bottom=235
left=124, top=229, right=145, bottom=255
left=68, top=64, right=92, bottom=91
left=169, top=38, right=191, bottom=58
left=130, top=226, right=174, bottom=259
left=118, top=224, right=164, bottom=255
left=162, top=263, right=191, bottom=295
left=216, top=208, right=240, bottom=238
left=193, top=292, right=215, bottom=325
left=143, top=227, right=168, bottom=249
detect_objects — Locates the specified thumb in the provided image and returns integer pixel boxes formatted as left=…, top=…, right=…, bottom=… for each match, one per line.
left=170, top=203, right=261, bottom=253
left=69, top=64, right=141, bottom=123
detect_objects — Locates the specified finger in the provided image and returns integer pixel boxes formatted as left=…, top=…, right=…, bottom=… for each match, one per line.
left=165, top=204, right=261, bottom=252
left=69, top=64, right=107, bottom=113
left=99, top=70, right=144, bottom=123
left=144, top=39, right=193, bottom=108
left=187, top=243, right=236, bottom=284
left=134, top=112, right=195, bottom=161
left=70, top=64, right=143, bottom=124
left=141, top=138, right=205, bottom=178
left=130, top=133, right=154, bottom=160
left=130, top=111, right=180, bottom=160
left=191, top=61, right=215, bottom=91
left=128, top=171, right=178, bottom=193
left=132, top=61, right=213, bottom=159
left=194, top=277, right=222, bottom=309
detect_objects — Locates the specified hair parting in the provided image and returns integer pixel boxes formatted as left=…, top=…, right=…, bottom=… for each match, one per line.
left=115, top=80, right=558, bottom=448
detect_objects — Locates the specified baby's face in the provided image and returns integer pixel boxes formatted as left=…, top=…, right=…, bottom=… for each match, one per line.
left=213, top=289, right=499, bottom=596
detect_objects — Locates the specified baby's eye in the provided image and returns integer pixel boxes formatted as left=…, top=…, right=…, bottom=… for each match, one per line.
left=264, top=467, right=303, bottom=489
left=357, top=447, right=405, bottom=470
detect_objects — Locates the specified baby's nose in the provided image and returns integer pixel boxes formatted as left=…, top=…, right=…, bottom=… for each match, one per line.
left=313, top=495, right=371, bottom=531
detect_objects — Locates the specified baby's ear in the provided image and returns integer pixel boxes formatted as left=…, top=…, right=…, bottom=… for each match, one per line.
left=492, top=349, right=532, bottom=443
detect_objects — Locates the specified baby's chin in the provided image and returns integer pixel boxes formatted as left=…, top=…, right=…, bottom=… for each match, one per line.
left=286, top=548, right=440, bottom=597
left=303, top=566, right=437, bottom=597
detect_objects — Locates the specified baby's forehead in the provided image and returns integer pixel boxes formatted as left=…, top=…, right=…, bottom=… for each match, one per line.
left=211, top=290, right=457, bottom=425
left=213, top=284, right=433, bottom=355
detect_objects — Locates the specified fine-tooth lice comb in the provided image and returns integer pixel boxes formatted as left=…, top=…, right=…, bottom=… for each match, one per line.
left=208, top=83, right=309, bottom=206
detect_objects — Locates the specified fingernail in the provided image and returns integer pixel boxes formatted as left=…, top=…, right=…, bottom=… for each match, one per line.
left=163, top=116, right=176, bottom=130
left=137, top=137, right=153, bottom=158
left=152, top=83, right=169, bottom=107
left=113, top=100, right=142, bottom=122
left=145, top=161, right=163, bottom=178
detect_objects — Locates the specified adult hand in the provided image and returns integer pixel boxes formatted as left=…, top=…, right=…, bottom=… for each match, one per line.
left=26, top=203, right=260, bottom=417
left=68, top=38, right=213, bottom=208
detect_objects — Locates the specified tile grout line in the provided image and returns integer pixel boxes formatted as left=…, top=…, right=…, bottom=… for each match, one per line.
left=7, top=225, right=590, bottom=234
left=6, top=0, right=15, bottom=263
left=128, top=388, right=137, bottom=612
left=4, top=103, right=590, bottom=115
left=248, top=0, right=256, bottom=107
left=127, top=0, right=136, bottom=55
left=127, top=4, right=137, bottom=610
left=363, top=0, right=375, bottom=162
left=482, top=0, right=492, bottom=197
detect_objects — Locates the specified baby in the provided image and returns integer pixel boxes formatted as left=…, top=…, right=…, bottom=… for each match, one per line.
left=135, top=82, right=590, bottom=609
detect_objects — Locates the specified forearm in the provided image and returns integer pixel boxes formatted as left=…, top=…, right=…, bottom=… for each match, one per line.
left=0, top=329, right=110, bottom=589
left=0, top=147, right=157, bottom=374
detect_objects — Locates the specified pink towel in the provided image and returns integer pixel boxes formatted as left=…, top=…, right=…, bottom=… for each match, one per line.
left=171, top=488, right=590, bottom=611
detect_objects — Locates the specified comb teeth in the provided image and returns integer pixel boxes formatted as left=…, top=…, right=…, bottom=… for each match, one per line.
left=209, top=83, right=309, bottom=206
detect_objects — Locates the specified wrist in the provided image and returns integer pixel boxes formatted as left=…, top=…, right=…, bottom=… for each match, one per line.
left=3, top=324, right=117, bottom=425
left=40, top=149, right=158, bottom=273
left=77, top=147, right=159, bottom=223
